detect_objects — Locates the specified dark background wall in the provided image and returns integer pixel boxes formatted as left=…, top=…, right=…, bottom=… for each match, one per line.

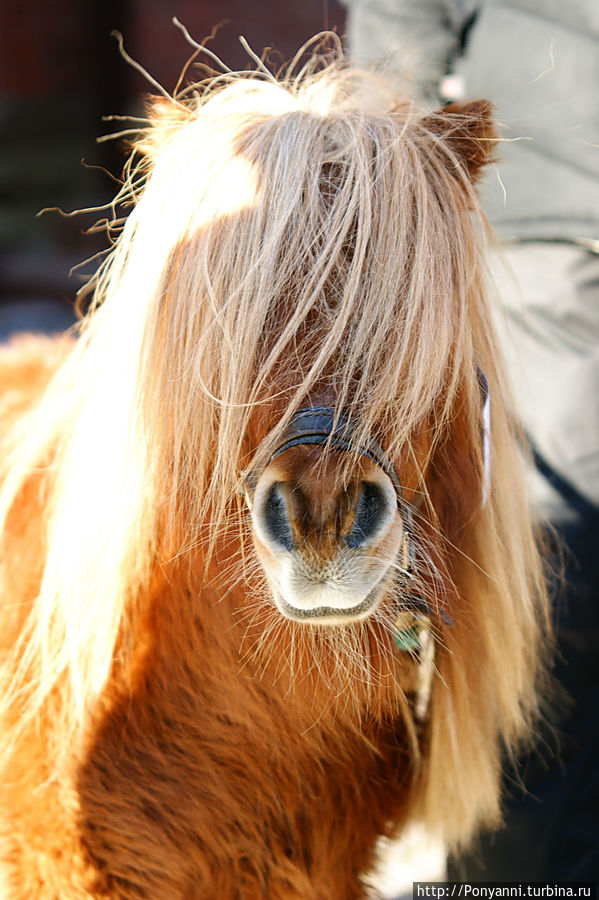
left=0, top=0, right=346, bottom=334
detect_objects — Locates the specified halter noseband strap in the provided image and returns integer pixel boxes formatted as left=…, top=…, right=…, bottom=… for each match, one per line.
left=244, top=406, right=406, bottom=503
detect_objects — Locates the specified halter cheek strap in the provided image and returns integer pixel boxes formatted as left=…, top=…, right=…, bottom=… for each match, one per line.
left=478, top=368, right=491, bottom=508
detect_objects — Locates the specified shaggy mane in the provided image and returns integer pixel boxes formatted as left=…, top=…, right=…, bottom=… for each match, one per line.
left=0, top=44, right=548, bottom=862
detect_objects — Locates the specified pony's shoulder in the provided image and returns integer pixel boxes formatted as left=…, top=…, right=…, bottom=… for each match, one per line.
left=0, top=334, right=73, bottom=650
left=0, top=333, right=74, bottom=420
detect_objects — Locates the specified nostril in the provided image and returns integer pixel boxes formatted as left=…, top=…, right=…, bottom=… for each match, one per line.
left=261, top=483, right=295, bottom=551
left=346, top=482, right=388, bottom=548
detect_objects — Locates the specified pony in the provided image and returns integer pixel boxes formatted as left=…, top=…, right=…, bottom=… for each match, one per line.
left=0, top=42, right=549, bottom=900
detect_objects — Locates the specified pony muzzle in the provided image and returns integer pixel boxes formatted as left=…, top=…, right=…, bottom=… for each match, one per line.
left=249, top=451, right=404, bottom=623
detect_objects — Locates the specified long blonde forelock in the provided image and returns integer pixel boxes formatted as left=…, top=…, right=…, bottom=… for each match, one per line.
left=136, top=67, right=487, bottom=528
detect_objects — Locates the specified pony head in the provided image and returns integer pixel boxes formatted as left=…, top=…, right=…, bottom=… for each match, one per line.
left=0, top=49, right=548, bottom=852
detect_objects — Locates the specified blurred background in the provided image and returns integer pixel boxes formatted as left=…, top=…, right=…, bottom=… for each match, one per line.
left=0, top=0, right=346, bottom=337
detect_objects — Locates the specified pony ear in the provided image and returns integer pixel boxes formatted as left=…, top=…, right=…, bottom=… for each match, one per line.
left=423, top=100, right=496, bottom=183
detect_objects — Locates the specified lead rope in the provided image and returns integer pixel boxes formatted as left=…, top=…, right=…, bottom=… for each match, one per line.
left=391, top=514, right=436, bottom=721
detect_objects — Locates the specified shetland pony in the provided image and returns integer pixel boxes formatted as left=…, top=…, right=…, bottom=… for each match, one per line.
left=0, top=47, right=548, bottom=900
